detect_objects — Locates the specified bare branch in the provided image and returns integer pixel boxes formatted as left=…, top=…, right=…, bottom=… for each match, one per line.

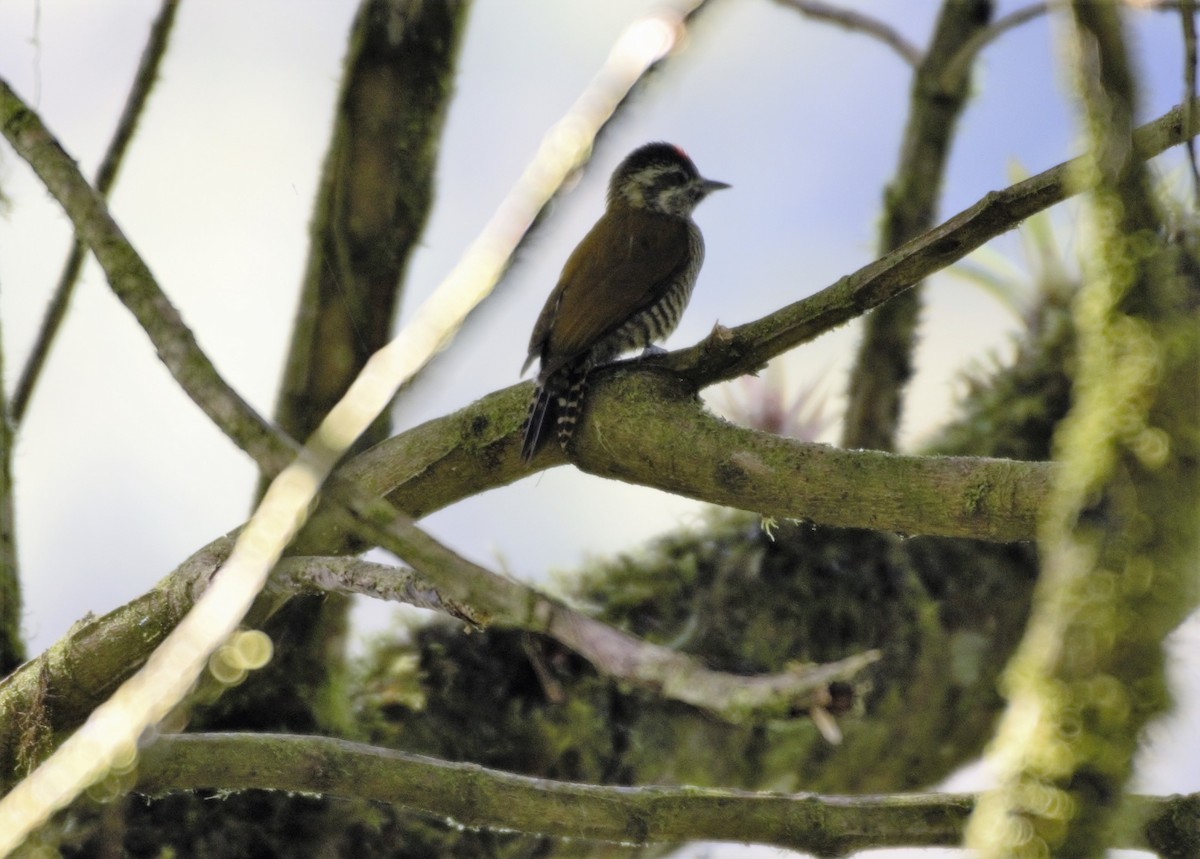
left=940, top=3, right=1049, bottom=89
left=270, top=557, right=454, bottom=615
left=0, top=76, right=297, bottom=474
left=313, top=492, right=881, bottom=721
left=772, top=0, right=922, bottom=66
left=659, top=97, right=1200, bottom=387
left=132, top=733, right=1197, bottom=855
left=11, top=0, right=182, bottom=426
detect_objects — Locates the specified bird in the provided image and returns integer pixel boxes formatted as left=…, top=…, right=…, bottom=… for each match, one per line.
left=520, top=142, right=728, bottom=462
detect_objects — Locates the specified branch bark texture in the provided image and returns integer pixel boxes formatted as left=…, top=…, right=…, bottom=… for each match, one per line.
left=131, top=733, right=1198, bottom=857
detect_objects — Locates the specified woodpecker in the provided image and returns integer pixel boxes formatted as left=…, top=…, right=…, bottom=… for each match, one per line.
left=520, top=142, right=728, bottom=462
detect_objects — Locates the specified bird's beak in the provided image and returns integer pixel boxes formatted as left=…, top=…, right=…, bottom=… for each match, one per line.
left=702, top=179, right=731, bottom=194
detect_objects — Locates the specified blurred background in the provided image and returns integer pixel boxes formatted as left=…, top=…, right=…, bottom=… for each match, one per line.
left=1, top=2, right=1196, bottom=856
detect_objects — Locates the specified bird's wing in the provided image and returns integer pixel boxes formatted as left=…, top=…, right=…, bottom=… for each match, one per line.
left=529, top=210, right=691, bottom=377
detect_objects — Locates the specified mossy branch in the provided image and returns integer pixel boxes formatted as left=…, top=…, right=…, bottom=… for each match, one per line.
left=966, top=5, right=1200, bottom=857
left=131, top=733, right=1198, bottom=857
left=275, top=555, right=881, bottom=725
left=0, top=312, right=20, bottom=675
left=575, top=370, right=1051, bottom=542
left=0, top=511, right=877, bottom=790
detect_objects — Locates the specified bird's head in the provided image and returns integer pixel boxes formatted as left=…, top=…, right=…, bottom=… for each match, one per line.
left=607, top=142, right=729, bottom=217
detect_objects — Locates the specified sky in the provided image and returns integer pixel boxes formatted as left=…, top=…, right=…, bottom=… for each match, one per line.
left=0, top=2, right=1196, bottom=856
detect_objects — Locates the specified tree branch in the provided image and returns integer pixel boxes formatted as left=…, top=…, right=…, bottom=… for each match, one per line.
left=11, top=0, right=181, bottom=426
left=278, top=505, right=882, bottom=723
left=310, top=101, right=1200, bottom=545
left=657, top=97, right=1200, bottom=387
left=132, top=733, right=1197, bottom=856
left=278, top=554, right=883, bottom=729
left=841, top=0, right=992, bottom=451
left=940, top=3, right=1048, bottom=90
left=576, top=370, right=1051, bottom=542
left=0, top=75, right=297, bottom=474
left=0, top=315, right=20, bottom=675
left=270, top=556, right=456, bottom=615
left=966, top=4, right=1200, bottom=856
left=772, top=0, right=922, bottom=67
left=0, top=495, right=880, bottom=793
left=0, top=537, right=229, bottom=788
left=342, top=376, right=1052, bottom=543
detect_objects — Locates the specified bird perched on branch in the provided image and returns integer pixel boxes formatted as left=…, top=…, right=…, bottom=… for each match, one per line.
left=520, top=142, right=728, bottom=462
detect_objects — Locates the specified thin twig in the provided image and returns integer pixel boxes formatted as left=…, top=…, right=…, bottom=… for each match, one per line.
left=940, top=3, right=1049, bottom=89
left=772, top=0, right=922, bottom=66
left=11, top=0, right=181, bottom=426
left=942, top=2, right=1196, bottom=103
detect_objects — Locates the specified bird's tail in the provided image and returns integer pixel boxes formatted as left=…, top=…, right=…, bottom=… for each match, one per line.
left=555, top=367, right=589, bottom=452
left=521, top=366, right=588, bottom=463
left=521, top=379, right=556, bottom=462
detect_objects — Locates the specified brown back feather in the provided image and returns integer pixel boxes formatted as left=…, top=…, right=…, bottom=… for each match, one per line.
left=526, top=207, right=690, bottom=378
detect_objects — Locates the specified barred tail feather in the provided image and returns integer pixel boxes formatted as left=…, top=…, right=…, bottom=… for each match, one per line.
left=555, top=367, right=589, bottom=453
left=521, top=366, right=590, bottom=463
left=521, top=381, right=556, bottom=463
